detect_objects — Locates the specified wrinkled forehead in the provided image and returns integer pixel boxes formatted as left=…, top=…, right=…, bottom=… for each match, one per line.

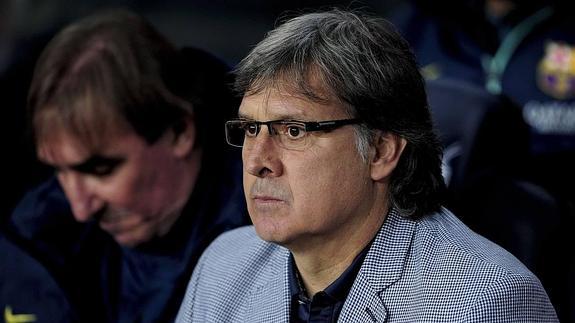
left=240, top=74, right=352, bottom=120
left=247, top=66, right=335, bottom=101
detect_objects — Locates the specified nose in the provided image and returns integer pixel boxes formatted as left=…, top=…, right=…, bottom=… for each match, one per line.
left=57, top=171, right=104, bottom=222
left=243, top=129, right=283, bottom=178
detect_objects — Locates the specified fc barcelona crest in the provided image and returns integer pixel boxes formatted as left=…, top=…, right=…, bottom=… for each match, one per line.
left=537, top=41, right=575, bottom=100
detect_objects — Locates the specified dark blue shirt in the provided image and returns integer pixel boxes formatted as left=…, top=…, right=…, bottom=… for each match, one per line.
left=7, top=151, right=249, bottom=323
left=289, top=244, right=370, bottom=323
left=0, top=233, right=75, bottom=323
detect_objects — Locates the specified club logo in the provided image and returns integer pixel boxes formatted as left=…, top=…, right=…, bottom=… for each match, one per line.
left=537, top=41, right=575, bottom=100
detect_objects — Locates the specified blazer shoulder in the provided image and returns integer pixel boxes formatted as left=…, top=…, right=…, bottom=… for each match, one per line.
left=178, top=226, right=288, bottom=322
left=400, top=209, right=557, bottom=320
left=206, top=226, right=263, bottom=255
left=417, top=208, right=537, bottom=279
left=463, top=271, right=559, bottom=321
left=198, top=225, right=284, bottom=271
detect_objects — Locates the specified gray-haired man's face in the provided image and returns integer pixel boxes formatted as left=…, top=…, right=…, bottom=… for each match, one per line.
left=239, top=86, right=375, bottom=249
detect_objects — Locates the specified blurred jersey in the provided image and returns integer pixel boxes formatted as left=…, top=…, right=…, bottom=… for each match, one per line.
left=390, top=1, right=575, bottom=156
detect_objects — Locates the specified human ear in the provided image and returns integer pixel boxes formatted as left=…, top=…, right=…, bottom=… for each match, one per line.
left=171, top=116, right=196, bottom=158
left=370, top=132, right=406, bottom=181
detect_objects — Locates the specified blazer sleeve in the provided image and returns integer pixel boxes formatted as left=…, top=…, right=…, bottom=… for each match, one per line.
left=175, top=240, right=212, bottom=323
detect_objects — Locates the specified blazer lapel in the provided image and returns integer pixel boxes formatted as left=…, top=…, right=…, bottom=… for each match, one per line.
left=340, top=274, right=389, bottom=322
left=244, top=246, right=291, bottom=322
left=339, top=209, right=417, bottom=322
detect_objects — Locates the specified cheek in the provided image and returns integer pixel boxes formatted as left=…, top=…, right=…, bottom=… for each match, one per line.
left=242, top=170, right=253, bottom=195
left=288, top=151, right=367, bottom=214
left=97, top=161, right=155, bottom=211
left=98, top=175, right=143, bottom=209
left=287, top=158, right=336, bottom=210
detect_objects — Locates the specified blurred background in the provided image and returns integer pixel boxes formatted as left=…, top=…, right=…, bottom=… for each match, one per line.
left=0, top=0, right=404, bottom=68
left=0, top=0, right=404, bottom=218
left=1, top=0, right=574, bottom=321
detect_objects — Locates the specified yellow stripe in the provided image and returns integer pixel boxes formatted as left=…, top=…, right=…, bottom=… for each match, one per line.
left=4, top=306, right=37, bottom=323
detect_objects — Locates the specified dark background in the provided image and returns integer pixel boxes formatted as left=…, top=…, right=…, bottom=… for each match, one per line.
left=0, top=0, right=404, bottom=217
left=0, top=0, right=404, bottom=67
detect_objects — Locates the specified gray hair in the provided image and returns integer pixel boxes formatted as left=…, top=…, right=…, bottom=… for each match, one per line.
left=234, top=9, right=445, bottom=219
left=354, top=125, right=375, bottom=163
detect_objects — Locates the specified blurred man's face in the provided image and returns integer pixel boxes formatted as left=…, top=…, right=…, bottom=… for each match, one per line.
left=239, top=86, right=377, bottom=250
left=37, top=124, right=196, bottom=247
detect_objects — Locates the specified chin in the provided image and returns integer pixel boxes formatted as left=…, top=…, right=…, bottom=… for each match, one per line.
left=251, top=214, right=296, bottom=246
left=114, top=233, right=147, bottom=248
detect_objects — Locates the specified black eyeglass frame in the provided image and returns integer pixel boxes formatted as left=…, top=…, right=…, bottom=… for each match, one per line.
left=225, top=118, right=362, bottom=148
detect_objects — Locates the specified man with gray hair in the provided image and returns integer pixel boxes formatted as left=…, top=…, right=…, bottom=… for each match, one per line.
left=177, top=9, right=558, bottom=322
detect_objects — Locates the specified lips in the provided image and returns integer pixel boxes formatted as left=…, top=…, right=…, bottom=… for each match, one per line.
left=99, top=217, right=138, bottom=234
left=251, top=195, right=287, bottom=209
left=250, top=180, right=290, bottom=201
left=252, top=195, right=284, bottom=202
left=250, top=196, right=287, bottom=215
left=250, top=190, right=290, bottom=210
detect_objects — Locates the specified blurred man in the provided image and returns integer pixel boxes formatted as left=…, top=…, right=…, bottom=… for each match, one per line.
left=5, top=10, right=248, bottom=323
left=177, top=9, right=558, bottom=322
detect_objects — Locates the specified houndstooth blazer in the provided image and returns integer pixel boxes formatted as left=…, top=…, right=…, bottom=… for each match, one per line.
left=176, top=208, right=558, bottom=322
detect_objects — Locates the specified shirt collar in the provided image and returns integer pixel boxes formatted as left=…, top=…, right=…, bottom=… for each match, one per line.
left=288, top=240, right=371, bottom=303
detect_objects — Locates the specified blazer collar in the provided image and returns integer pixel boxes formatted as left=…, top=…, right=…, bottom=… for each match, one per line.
left=245, top=208, right=416, bottom=322
left=340, top=208, right=417, bottom=322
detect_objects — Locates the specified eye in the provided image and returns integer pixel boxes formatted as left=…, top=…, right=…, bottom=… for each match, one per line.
left=285, top=124, right=306, bottom=140
left=73, top=157, right=124, bottom=178
left=244, top=123, right=259, bottom=137
left=90, top=163, right=117, bottom=177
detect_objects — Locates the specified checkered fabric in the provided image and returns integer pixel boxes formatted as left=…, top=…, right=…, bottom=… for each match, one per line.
left=176, top=208, right=558, bottom=322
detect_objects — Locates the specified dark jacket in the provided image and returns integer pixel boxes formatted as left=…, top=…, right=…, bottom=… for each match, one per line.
left=6, top=150, right=248, bottom=323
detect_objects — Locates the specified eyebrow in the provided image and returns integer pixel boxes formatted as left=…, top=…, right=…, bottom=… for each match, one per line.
left=237, top=112, right=252, bottom=120
left=237, top=112, right=313, bottom=121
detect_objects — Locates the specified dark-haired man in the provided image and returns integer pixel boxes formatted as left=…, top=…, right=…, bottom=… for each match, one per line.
left=177, top=9, right=557, bottom=322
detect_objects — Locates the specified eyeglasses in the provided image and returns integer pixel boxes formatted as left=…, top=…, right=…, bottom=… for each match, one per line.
left=225, top=118, right=361, bottom=150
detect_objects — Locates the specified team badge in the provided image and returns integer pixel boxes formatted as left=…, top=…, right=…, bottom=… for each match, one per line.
left=537, top=41, right=575, bottom=100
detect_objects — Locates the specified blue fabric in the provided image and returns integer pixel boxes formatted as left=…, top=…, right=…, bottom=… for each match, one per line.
left=7, top=151, right=249, bottom=323
left=390, top=3, right=575, bottom=156
left=0, top=233, right=75, bottom=323
left=288, top=243, right=368, bottom=323
left=176, top=208, right=558, bottom=322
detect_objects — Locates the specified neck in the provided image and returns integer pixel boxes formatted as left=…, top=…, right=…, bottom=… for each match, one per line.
left=291, top=190, right=389, bottom=297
